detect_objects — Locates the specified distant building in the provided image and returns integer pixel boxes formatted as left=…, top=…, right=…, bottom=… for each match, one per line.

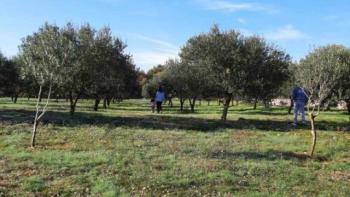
left=271, top=98, right=291, bottom=106
left=337, top=100, right=347, bottom=110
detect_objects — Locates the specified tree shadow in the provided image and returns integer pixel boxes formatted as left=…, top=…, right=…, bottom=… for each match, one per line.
left=237, top=110, right=289, bottom=116
left=0, top=109, right=348, bottom=133
left=209, top=150, right=329, bottom=162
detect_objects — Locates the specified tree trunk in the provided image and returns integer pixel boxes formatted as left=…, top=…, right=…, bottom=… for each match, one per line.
left=107, top=97, right=111, bottom=107
left=13, top=95, right=18, bottom=103
left=31, top=120, right=39, bottom=147
left=346, top=99, right=350, bottom=114
left=288, top=98, right=294, bottom=114
left=70, top=102, right=76, bottom=115
left=94, top=98, right=100, bottom=111
left=207, top=100, right=210, bottom=106
left=168, top=98, right=173, bottom=107
left=189, top=97, right=197, bottom=113
left=253, top=98, right=258, bottom=110
left=69, top=91, right=81, bottom=116
left=180, top=98, right=185, bottom=112
left=31, top=84, right=52, bottom=147
left=308, top=115, right=317, bottom=157
left=31, top=85, right=42, bottom=147
left=199, top=99, right=201, bottom=106
left=221, top=93, right=232, bottom=121
left=39, top=91, right=43, bottom=102
left=103, top=98, right=107, bottom=109
left=263, top=100, right=270, bottom=108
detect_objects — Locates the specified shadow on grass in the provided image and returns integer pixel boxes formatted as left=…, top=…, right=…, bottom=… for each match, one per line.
left=209, top=150, right=329, bottom=162
left=0, top=108, right=348, bottom=133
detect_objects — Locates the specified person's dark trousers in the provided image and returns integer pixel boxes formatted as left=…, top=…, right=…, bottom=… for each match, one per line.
left=156, top=101, right=162, bottom=113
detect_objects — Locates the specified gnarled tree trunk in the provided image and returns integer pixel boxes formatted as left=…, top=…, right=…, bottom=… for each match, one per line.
left=180, top=97, right=185, bottom=112
left=94, top=98, right=100, bottom=111
left=69, top=91, right=81, bottom=116
left=189, top=97, right=197, bottom=113
left=107, top=97, right=111, bottom=107
left=31, top=84, right=52, bottom=147
left=103, top=98, right=107, bottom=109
left=13, top=95, right=18, bottom=103
left=221, top=93, right=232, bottom=121
left=253, top=98, right=258, bottom=110
left=308, top=114, right=317, bottom=157
left=288, top=98, right=294, bottom=114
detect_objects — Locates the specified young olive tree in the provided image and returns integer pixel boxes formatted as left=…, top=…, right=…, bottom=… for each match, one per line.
left=20, top=23, right=74, bottom=147
left=296, top=45, right=350, bottom=157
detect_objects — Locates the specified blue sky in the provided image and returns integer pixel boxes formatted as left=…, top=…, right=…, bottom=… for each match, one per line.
left=0, top=0, right=350, bottom=71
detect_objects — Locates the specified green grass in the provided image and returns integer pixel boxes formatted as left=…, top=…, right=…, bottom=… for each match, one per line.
left=0, top=97, right=349, bottom=196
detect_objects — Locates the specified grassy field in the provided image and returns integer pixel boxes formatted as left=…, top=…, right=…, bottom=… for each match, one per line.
left=0, top=98, right=349, bottom=196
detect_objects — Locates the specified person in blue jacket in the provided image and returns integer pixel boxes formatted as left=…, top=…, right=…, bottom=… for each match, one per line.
left=155, top=86, right=166, bottom=113
left=292, top=86, right=309, bottom=126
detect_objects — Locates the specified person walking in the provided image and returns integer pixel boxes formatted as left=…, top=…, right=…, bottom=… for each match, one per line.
left=292, top=86, right=308, bottom=126
left=155, top=86, right=166, bottom=113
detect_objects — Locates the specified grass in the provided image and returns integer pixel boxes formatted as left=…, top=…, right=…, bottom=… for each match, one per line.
left=0, top=97, right=349, bottom=196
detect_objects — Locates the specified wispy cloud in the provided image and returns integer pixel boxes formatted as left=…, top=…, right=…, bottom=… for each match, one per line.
left=196, top=0, right=278, bottom=13
left=129, top=34, right=179, bottom=70
left=132, top=51, right=178, bottom=70
left=134, top=34, right=179, bottom=51
left=266, top=25, right=308, bottom=41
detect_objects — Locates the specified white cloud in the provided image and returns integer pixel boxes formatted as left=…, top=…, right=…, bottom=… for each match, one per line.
left=132, top=51, right=178, bottom=71
left=266, top=25, right=308, bottom=41
left=196, top=0, right=277, bottom=13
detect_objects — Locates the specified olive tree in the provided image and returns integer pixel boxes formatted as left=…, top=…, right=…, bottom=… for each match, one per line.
left=242, top=36, right=291, bottom=109
left=86, top=27, right=131, bottom=111
left=20, top=23, right=75, bottom=147
left=180, top=25, right=247, bottom=120
left=296, top=44, right=350, bottom=157
left=333, top=53, right=350, bottom=113
left=59, top=23, right=86, bottom=115
left=0, top=54, right=23, bottom=102
left=180, top=42, right=221, bottom=112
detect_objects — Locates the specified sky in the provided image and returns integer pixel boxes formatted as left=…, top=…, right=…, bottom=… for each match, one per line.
left=0, top=0, right=350, bottom=71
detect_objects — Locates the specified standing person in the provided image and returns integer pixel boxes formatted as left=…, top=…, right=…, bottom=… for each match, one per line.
left=155, top=86, right=166, bottom=113
left=292, top=86, right=308, bottom=126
